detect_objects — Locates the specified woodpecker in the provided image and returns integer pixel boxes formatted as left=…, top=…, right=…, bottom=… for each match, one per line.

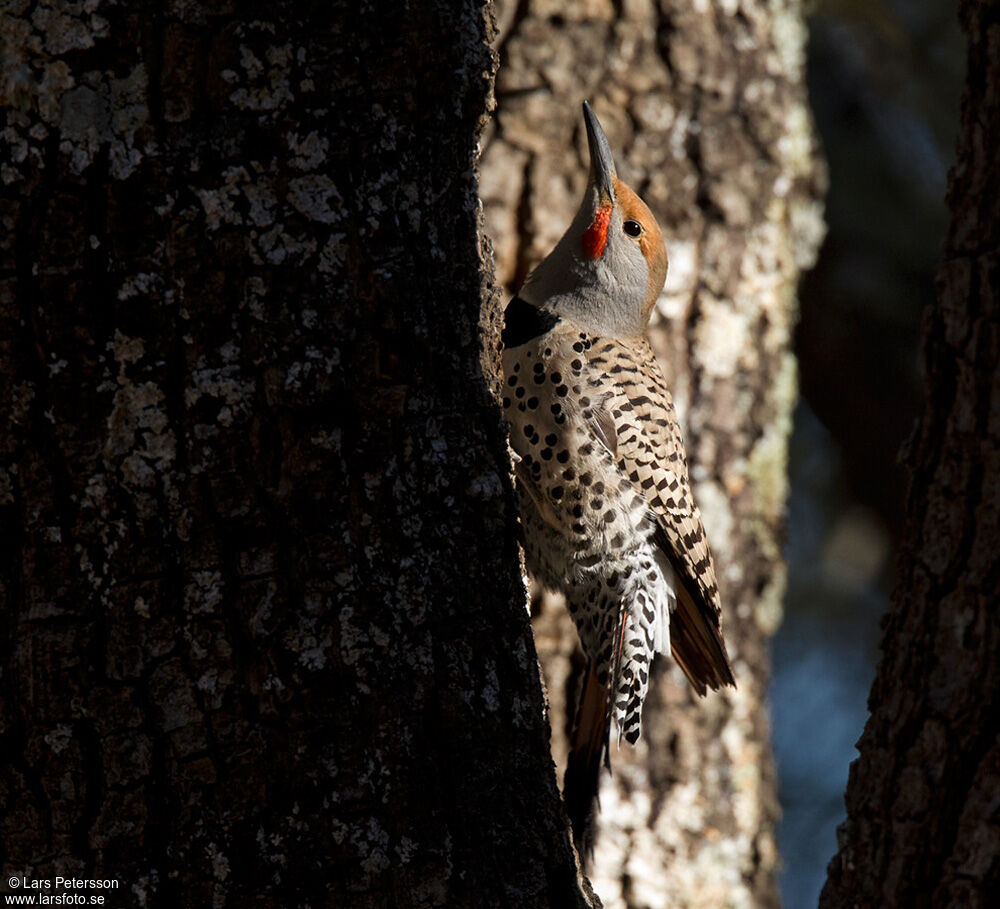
left=501, top=102, right=735, bottom=852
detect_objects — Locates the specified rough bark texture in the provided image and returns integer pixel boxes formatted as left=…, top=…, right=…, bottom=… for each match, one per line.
left=481, top=1, right=825, bottom=906
left=820, top=3, right=1000, bottom=907
left=0, top=2, right=594, bottom=906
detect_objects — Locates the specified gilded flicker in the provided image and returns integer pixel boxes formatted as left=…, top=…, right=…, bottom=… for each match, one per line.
left=501, top=102, right=735, bottom=851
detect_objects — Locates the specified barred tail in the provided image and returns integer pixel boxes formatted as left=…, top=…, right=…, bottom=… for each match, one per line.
left=564, top=664, right=609, bottom=858
left=611, top=590, right=656, bottom=745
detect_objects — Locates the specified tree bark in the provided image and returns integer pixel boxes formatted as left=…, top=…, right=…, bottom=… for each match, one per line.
left=0, top=2, right=593, bottom=906
left=820, top=3, right=1000, bottom=906
left=482, top=1, right=824, bottom=906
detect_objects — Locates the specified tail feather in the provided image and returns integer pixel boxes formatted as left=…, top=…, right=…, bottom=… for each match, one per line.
left=670, top=581, right=735, bottom=696
left=564, top=664, right=609, bottom=858
left=652, top=526, right=736, bottom=695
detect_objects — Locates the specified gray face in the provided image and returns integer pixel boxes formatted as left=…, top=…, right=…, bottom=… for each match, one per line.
left=519, top=179, right=652, bottom=340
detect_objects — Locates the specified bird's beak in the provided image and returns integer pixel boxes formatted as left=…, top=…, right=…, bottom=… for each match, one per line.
left=583, top=101, right=617, bottom=207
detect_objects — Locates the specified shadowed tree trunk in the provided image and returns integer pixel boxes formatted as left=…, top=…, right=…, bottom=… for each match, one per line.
left=0, top=2, right=595, bottom=906
left=481, top=1, right=825, bottom=906
left=820, top=2, right=1000, bottom=906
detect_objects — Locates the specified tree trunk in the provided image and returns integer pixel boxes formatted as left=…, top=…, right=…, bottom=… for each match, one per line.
left=0, top=3, right=594, bottom=906
left=820, top=3, right=1000, bottom=906
left=482, top=1, right=825, bottom=906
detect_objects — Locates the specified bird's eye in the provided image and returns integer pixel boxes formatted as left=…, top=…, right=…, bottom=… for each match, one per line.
left=623, top=219, right=642, bottom=238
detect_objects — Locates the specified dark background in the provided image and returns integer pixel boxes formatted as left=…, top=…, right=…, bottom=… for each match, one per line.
left=774, top=1, right=963, bottom=904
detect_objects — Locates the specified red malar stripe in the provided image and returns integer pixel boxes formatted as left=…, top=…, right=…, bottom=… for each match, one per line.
left=582, top=206, right=611, bottom=259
